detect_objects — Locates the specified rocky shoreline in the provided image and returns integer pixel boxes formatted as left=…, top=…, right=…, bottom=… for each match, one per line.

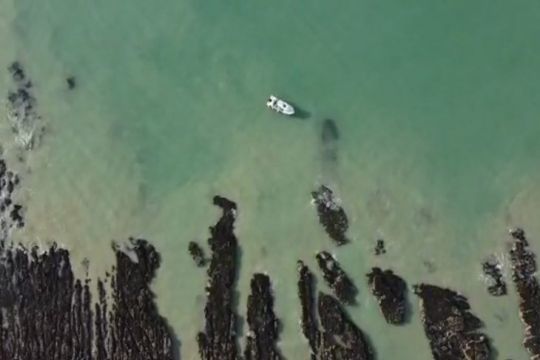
left=508, top=228, right=540, bottom=359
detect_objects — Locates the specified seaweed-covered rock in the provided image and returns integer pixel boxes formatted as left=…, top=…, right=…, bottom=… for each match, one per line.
left=297, top=260, right=320, bottom=357
left=317, top=293, right=373, bottom=360
left=311, top=185, right=349, bottom=246
left=0, top=239, right=175, bottom=360
left=107, top=238, right=174, bottom=360
left=508, top=228, right=540, bottom=358
left=413, top=284, right=491, bottom=360
left=374, top=239, right=386, bottom=255
left=244, top=273, right=282, bottom=360
left=316, top=251, right=357, bottom=304
left=482, top=257, right=507, bottom=296
left=188, top=241, right=207, bottom=267
left=197, top=195, right=240, bottom=360
left=366, top=268, right=407, bottom=325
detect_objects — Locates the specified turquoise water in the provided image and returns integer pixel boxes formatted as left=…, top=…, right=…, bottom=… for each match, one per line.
left=2, top=0, right=540, bottom=358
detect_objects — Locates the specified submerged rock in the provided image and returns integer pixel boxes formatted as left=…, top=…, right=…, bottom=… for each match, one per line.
left=244, top=273, right=282, bottom=360
left=197, top=196, right=240, bottom=360
left=311, top=185, right=349, bottom=246
left=366, top=268, right=407, bottom=325
left=316, top=251, right=357, bottom=304
left=318, top=293, right=373, bottom=360
left=188, top=241, right=207, bottom=267
left=414, top=284, right=491, bottom=360
left=508, top=228, right=540, bottom=358
left=66, top=76, right=76, bottom=90
left=482, top=257, right=507, bottom=296
left=321, top=119, right=339, bottom=163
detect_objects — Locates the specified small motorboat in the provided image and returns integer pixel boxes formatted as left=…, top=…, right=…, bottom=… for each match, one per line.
left=266, top=95, right=295, bottom=116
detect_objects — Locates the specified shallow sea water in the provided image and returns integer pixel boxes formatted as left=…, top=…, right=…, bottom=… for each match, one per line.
left=1, top=0, right=540, bottom=358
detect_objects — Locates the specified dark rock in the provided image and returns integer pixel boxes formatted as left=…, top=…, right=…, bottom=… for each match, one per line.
left=8, top=61, right=25, bottom=82
left=317, top=293, right=374, bottom=360
left=197, top=196, right=240, bottom=360
left=508, top=228, right=540, bottom=358
left=107, top=238, right=175, bottom=360
left=244, top=273, right=282, bottom=360
left=9, top=204, right=24, bottom=228
left=66, top=76, right=76, bottom=90
left=482, top=257, right=507, bottom=296
left=366, top=268, right=407, bottom=325
left=311, top=185, right=349, bottom=246
left=413, top=284, right=491, bottom=360
left=188, top=241, right=207, bottom=267
left=297, top=260, right=321, bottom=357
left=315, top=251, right=357, bottom=304
left=374, top=239, right=386, bottom=255
left=0, top=239, right=175, bottom=360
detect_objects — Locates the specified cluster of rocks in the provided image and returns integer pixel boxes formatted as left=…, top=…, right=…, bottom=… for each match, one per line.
left=297, top=261, right=373, bottom=360
left=0, top=158, right=24, bottom=244
left=508, top=228, right=540, bottom=358
left=6, top=62, right=44, bottom=150
left=482, top=257, right=507, bottom=296
left=244, top=273, right=282, bottom=360
left=413, top=284, right=491, bottom=360
left=197, top=196, right=240, bottom=360
left=374, top=239, right=386, bottom=255
left=188, top=241, right=207, bottom=267
left=311, top=185, right=350, bottom=246
left=0, top=238, right=175, bottom=360
left=366, top=268, right=407, bottom=325
left=316, top=251, right=357, bottom=304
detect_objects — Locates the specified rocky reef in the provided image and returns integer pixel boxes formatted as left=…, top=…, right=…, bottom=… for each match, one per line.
left=318, top=293, right=373, bottom=360
left=297, top=260, right=321, bottom=357
left=6, top=62, right=44, bottom=150
left=0, top=238, right=175, bottom=360
left=508, top=228, right=540, bottom=358
left=197, top=195, right=240, bottom=360
left=366, top=268, right=407, bottom=325
left=311, top=185, right=349, bottom=246
left=482, top=257, right=507, bottom=296
left=297, top=261, right=373, bottom=360
left=105, top=238, right=174, bottom=360
left=244, top=273, right=282, bottom=360
left=188, top=241, right=207, bottom=267
left=316, top=251, right=357, bottom=304
left=414, top=284, right=491, bottom=360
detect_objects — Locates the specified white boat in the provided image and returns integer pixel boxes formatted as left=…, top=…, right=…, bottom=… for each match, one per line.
left=266, top=95, right=295, bottom=116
